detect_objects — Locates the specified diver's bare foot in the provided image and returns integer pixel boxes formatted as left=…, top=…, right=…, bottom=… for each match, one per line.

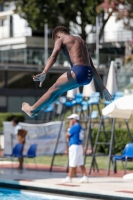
left=22, top=102, right=38, bottom=118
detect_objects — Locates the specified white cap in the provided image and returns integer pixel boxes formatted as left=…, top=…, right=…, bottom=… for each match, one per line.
left=67, top=113, right=80, bottom=120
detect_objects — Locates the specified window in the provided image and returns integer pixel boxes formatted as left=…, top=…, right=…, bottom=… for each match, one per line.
left=0, top=71, right=5, bottom=88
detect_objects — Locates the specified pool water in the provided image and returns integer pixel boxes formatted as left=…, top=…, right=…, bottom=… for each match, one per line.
left=0, top=188, right=97, bottom=200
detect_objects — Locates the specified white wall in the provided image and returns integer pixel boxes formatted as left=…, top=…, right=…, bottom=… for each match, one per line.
left=13, top=14, right=32, bottom=37
left=0, top=135, right=4, bottom=149
left=0, top=2, right=32, bottom=39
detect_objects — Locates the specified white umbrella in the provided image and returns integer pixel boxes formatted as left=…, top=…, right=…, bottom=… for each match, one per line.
left=123, top=173, right=133, bottom=180
left=66, top=87, right=80, bottom=99
left=102, top=95, right=133, bottom=119
left=82, top=79, right=96, bottom=98
left=106, top=61, right=118, bottom=96
left=102, top=95, right=133, bottom=176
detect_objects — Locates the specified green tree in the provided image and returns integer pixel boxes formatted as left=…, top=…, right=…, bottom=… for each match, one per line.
left=0, top=0, right=103, bottom=41
left=2, top=0, right=132, bottom=42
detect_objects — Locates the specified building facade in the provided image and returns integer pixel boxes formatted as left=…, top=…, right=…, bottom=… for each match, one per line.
left=0, top=3, right=133, bottom=120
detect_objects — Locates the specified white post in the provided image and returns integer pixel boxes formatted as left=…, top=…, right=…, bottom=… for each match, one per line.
left=44, top=23, right=48, bottom=65
left=96, top=16, right=99, bottom=68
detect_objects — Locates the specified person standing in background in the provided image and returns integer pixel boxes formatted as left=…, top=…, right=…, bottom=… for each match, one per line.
left=62, top=113, right=88, bottom=183
left=17, top=129, right=27, bottom=172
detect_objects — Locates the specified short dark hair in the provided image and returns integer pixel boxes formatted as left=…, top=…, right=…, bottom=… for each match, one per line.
left=18, top=129, right=27, bottom=137
left=52, top=26, right=68, bottom=40
left=12, top=117, right=19, bottom=124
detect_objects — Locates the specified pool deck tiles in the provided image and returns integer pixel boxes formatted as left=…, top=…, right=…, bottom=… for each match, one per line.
left=0, top=166, right=133, bottom=200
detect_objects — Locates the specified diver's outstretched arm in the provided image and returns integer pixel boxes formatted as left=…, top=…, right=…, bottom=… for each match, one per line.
left=33, top=38, right=63, bottom=87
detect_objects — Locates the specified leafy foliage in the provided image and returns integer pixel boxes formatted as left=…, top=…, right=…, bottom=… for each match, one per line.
left=98, top=0, right=133, bottom=39
left=1, top=0, right=133, bottom=41
left=117, top=0, right=133, bottom=32
left=14, top=0, right=104, bottom=40
left=0, top=113, right=25, bottom=128
left=92, top=128, right=133, bottom=154
left=0, top=0, right=103, bottom=40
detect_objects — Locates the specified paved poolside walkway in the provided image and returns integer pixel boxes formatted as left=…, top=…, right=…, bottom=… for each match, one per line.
left=0, top=162, right=133, bottom=200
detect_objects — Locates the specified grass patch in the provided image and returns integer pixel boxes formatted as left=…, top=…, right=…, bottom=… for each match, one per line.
left=8, top=155, right=133, bottom=171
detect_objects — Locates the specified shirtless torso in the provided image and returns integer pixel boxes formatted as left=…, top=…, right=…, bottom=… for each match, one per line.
left=61, top=35, right=91, bottom=67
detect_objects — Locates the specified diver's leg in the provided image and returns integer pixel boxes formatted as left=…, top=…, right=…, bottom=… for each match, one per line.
left=22, top=71, right=79, bottom=117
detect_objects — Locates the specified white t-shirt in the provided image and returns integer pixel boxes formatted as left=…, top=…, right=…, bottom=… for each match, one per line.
left=14, top=124, right=22, bottom=135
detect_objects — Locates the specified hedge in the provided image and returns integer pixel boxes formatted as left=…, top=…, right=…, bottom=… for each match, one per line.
left=0, top=113, right=25, bottom=128
left=92, top=128, right=133, bottom=154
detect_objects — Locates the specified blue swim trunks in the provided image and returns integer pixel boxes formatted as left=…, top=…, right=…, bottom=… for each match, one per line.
left=71, top=65, right=93, bottom=85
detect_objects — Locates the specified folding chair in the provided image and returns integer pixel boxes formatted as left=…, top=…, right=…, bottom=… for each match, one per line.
left=104, top=91, right=123, bottom=106
left=4, top=143, right=23, bottom=170
left=42, top=104, right=54, bottom=122
left=23, top=144, right=38, bottom=170
left=113, top=143, right=133, bottom=174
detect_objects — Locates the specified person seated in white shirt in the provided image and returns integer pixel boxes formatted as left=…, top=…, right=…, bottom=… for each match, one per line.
left=11, top=117, right=22, bottom=135
left=11, top=117, right=28, bottom=172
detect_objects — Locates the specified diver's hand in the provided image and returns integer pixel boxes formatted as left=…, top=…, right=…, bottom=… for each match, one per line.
left=103, top=88, right=112, bottom=101
left=33, top=73, right=46, bottom=87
